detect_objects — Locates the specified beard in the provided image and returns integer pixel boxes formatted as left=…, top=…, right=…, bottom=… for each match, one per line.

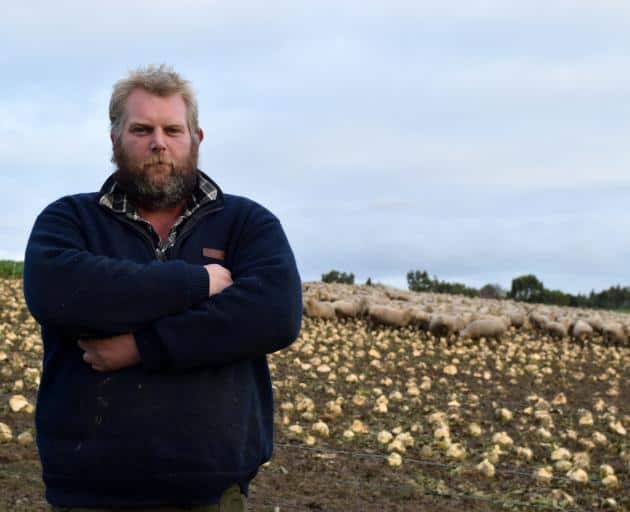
left=112, top=141, right=199, bottom=210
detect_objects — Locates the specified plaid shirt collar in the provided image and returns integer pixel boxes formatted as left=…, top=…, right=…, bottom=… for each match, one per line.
left=100, top=170, right=218, bottom=217
left=98, top=170, right=221, bottom=250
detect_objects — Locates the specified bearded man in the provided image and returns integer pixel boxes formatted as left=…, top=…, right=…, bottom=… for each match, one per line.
left=23, top=65, right=302, bottom=511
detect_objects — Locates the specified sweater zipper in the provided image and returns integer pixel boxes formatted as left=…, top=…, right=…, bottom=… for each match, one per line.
left=109, top=202, right=224, bottom=261
left=113, top=214, right=163, bottom=261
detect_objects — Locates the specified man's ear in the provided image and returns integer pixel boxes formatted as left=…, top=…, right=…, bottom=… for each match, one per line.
left=110, top=132, right=115, bottom=145
left=196, top=128, right=204, bottom=143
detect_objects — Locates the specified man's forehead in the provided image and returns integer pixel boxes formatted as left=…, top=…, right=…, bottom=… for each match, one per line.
left=124, top=88, right=187, bottom=122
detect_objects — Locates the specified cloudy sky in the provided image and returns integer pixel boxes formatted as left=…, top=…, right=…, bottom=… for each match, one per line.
left=3, top=1, right=630, bottom=294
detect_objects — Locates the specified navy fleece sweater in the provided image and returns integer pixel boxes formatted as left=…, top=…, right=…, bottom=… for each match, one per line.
left=23, top=178, right=302, bottom=507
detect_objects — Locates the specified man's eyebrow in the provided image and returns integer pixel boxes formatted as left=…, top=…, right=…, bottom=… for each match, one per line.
left=128, top=121, right=186, bottom=129
left=128, top=122, right=152, bottom=128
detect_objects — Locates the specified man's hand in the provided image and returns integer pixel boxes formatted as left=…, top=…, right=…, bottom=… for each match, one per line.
left=205, top=264, right=233, bottom=296
left=78, top=333, right=141, bottom=372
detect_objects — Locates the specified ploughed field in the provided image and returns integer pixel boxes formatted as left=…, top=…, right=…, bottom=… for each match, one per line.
left=1, top=279, right=628, bottom=511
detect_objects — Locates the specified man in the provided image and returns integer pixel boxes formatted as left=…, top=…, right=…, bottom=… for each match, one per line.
left=23, top=65, right=302, bottom=511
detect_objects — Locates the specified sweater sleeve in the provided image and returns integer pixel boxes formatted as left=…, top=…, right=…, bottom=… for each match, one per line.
left=133, top=205, right=302, bottom=371
left=23, top=197, right=210, bottom=337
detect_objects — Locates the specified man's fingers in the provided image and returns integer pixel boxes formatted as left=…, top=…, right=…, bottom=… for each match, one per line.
left=83, top=352, right=106, bottom=371
left=205, top=263, right=234, bottom=295
left=79, top=340, right=99, bottom=367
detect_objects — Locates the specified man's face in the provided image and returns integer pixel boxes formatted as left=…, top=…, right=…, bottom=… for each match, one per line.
left=111, top=88, right=202, bottom=210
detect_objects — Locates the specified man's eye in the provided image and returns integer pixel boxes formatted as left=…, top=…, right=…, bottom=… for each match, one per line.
left=131, top=127, right=147, bottom=133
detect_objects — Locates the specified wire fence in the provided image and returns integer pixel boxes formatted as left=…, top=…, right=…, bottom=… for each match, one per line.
left=251, top=459, right=597, bottom=512
left=274, top=441, right=630, bottom=490
left=252, top=440, right=629, bottom=511
left=247, top=488, right=593, bottom=512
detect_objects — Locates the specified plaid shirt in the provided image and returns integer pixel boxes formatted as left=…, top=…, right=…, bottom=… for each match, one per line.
left=99, top=171, right=218, bottom=260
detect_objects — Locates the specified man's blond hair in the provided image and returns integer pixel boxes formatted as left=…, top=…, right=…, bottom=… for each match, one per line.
left=109, top=64, right=200, bottom=142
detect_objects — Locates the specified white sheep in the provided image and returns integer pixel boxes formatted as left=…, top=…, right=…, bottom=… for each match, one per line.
left=407, top=308, right=431, bottom=330
left=569, top=319, right=593, bottom=341
left=304, top=298, right=336, bottom=319
left=367, top=304, right=411, bottom=328
left=429, top=313, right=464, bottom=337
left=529, top=311, right=549, bottom=330
left=545, top=320, right=568, bottom=339
left=331, top=299, right=364, bottom=319
left=602, top=322, right=627, bottom=346
left=460, top=317, right=507, bottom=340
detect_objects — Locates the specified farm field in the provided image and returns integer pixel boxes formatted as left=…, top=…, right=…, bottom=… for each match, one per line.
left=0, top=278, right=628, bottom=511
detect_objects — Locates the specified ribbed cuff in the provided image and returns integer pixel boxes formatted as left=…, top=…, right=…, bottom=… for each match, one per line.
left=134, top=328, right=166, bottom=371
left=185, top=264, right=210, bottom=305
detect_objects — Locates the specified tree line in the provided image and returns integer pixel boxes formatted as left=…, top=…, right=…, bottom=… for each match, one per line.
left=505, top=273, right=630, bottom=310
left=321, top=269, right=630, bottom=311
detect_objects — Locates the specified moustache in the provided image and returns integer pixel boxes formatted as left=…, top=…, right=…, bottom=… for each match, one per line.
left=142, top=156, right=174, bottom=168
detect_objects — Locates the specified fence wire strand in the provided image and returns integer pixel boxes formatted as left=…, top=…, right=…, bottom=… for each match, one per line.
left=274, top=441, right=629, bottom=491
left=250, top=467, right=595, bottom=512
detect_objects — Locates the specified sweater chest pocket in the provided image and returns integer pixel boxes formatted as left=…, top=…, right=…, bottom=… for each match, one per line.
left=202, top=247, right=226, bottom=261
left=174, top=239, right=229, bottom=267
left=173, top=221, right=232, bottom=266
left=200, top=246, right=230, bottom=272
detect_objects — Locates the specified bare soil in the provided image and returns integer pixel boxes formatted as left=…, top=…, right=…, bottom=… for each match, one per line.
left=1, top=280, right=627, bottom=511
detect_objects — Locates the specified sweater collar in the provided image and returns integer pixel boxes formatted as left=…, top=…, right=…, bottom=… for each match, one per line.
left=98, top=170, right=222, bottom=222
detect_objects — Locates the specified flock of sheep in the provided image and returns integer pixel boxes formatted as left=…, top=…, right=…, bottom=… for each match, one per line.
left=303, top=282, right=630, bottom=347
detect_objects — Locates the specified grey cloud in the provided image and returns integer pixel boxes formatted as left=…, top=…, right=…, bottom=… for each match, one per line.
left=283, top=185, right=630, bottom=295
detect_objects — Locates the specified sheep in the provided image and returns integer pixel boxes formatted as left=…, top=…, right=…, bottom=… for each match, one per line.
left=460, top=317, right=507, bottom=340
left=304, top=298, right=336, bottom=319
left=428, top=313, right=464, bottom=337
left=458, top=311, right=474, bottom=325
left=407, top=308, right=431, bottom=330
left=331, top=300, right=363, bottom=319
left=385, top=289, right=410, bottom=302
left=602, top=322, right=627, bottom=346
left=505, top=309, right=526, bottom=329
left=305, top=282, right=630, bottom=352
left=367, top=304, right=411, bottom=328
left=529, top=311, right=549, bottom=330
left=586, top=316, right=604, bottom=334
left=569, top=319, right=593, bottom=342
left=545, top=320, right=568, bottom=339
left=317, top=291, right=340, bottom=302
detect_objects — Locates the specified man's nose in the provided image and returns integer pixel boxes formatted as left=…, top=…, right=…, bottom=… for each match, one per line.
left=149, top=129, right=166, bottom=152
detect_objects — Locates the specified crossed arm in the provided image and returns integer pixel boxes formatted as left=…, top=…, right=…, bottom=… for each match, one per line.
left=78, top=333, right=140, bottom=372
left=24, top=197, right=302, bottom=373
left=78, top=264, right=234, bottom=372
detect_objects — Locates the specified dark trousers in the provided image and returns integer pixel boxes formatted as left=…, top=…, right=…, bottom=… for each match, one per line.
left=50, top=484, right=247, bottom=512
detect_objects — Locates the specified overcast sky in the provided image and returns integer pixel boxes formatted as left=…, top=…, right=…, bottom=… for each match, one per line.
left=3, top=1, right=630, bottom=294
